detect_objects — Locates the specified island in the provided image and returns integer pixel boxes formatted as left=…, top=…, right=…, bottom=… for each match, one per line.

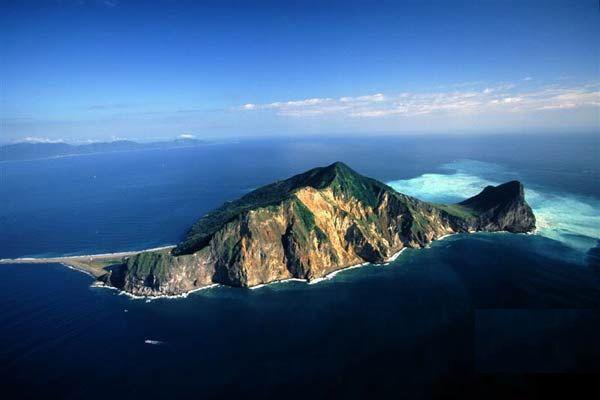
left=1, top=162, right=536, bottom=296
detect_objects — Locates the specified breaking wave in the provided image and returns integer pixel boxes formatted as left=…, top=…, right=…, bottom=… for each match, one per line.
left=388, top=160, right=600, bottom=253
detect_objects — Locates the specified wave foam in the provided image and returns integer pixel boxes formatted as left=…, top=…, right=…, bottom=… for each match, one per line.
left=388, top=160, right=600, bottom=253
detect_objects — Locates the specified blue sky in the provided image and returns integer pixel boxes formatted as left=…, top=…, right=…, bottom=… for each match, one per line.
left=1, top=0, right=598, bottom=143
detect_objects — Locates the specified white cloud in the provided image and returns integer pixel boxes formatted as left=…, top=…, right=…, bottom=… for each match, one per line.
left=537, top=103, right=577, bottom=110
left=179, top=133, right=195, bottom=139
left=340, top=93, right=386, bottom=103
left=239, top=82, right=599, bottom=119
left=523, top=76, right=533, bottom=81
left=501, top=97, right=522, bottom=104
left=20, top=136, right=64, bottom=143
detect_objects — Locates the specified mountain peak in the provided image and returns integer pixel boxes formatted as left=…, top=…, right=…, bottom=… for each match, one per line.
left=293, top=161, right=361, bottom=189
left=172, top=162, right=386, bottom=256
left=459, top=180, right=525, bottom=211
left=326, top=161, right=352, bottom=171
left=457, top=179, right=535, bottom=233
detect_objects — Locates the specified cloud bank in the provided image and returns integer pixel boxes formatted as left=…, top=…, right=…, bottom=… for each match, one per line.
left=20, top=136, right=65, bottom=144
left=3, top=80, right=597, bottom=143
left=240, top=82, right=599, bottom=119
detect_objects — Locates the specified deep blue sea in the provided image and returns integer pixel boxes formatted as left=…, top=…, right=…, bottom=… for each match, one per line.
left=1, top=134, right=599, bottom=399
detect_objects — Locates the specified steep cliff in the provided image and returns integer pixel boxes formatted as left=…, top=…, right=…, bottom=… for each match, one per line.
left=101, top=162, right=536, bottom=296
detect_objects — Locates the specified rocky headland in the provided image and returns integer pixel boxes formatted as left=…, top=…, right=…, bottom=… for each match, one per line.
left=97, top=162, right=536, bottom=296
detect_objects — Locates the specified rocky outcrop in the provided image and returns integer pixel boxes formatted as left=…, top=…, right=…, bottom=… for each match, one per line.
left=458, top=181, right=536, bottom=232
left=102, top=249, right=215, bottom=296
left=101, top=162, right=536, bottom=296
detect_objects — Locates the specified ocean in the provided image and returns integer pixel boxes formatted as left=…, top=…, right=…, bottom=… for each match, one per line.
left=1, top=134, right=599, bottom=399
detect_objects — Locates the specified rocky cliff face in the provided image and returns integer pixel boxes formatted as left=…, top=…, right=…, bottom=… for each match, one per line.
left=101, top=162, right=536, bottom=296
left=458, top=180, right=537, bottom=233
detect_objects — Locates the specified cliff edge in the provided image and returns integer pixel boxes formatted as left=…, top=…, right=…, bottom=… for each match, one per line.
left=100, top=162, right=536, bottom=296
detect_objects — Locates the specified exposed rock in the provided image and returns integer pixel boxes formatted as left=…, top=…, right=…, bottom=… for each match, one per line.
left=102, top=162, right=536, bottom=296
left=459, top=180, right=536, bottom=232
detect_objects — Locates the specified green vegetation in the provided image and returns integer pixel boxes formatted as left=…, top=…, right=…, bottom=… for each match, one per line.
left=325, top=163, right=387, bottom=208
left=62, top=257, right=124, bottom=277
left=435, top=204, right=477, bottom=219
left=127, top=250, right=174, bottom=280
left=293, top=197, right=316, bottom=231
left=408, top=210, right=431, bottom=239
left=221, top=235, right=241, bottom=263
left=173, top=162, right=381, bottom=255
left=314, top=226, right=329, bottom=244
left=289, top=198, right=316, bottom=245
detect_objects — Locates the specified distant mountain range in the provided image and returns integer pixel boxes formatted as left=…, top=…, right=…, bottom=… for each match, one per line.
left=0, top=138, right=209, bottom=161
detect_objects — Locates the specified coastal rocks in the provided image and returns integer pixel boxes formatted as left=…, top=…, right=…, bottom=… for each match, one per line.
left=101, top=249, right=214, bottom=296
left=105, top=162, right=536, bottom=296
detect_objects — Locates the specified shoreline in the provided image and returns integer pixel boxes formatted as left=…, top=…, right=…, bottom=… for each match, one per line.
left=0, top=245, right=176, bottom=278
left=61, top=263, right=97, bottom=278
left=0, top=245, right=176, bottom=264
left=2, top=230, right=512, bottom=300
left=93, top=246, right=416, bottom=301
left=252, top=245, right=414, bottom=290
left=94, top=282, right=222, bottom=301
left=0, top=232, right=461, bottom=267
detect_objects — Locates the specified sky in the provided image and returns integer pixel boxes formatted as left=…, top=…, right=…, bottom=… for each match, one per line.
left=1, top=0, right=598, bottom=143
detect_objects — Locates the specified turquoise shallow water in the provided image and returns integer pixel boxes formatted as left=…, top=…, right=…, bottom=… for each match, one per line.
left=388, top=159, right=600, bottom=257
left=0, top=135, right=599, bottom=399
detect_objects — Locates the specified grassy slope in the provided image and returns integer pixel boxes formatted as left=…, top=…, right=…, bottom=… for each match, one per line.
left=66, top=258, right=125, bottom=276
left=435, top=204, right=478, bottom=219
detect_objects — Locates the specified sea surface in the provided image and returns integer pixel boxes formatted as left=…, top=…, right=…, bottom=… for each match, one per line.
left=1, top=134, right=599, bottom=399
